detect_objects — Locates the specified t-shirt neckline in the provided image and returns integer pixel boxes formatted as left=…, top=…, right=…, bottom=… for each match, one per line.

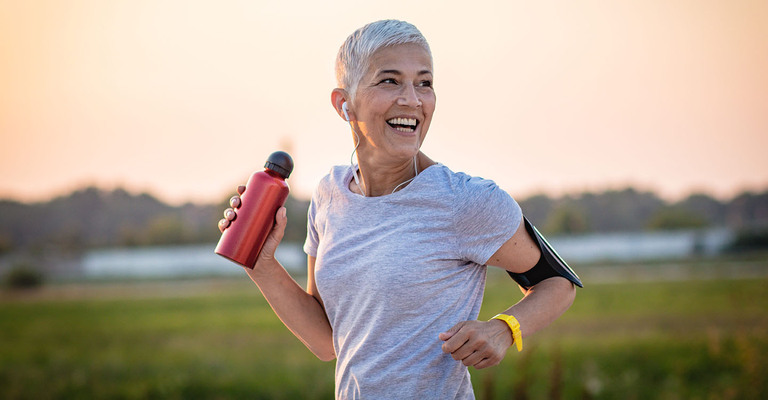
left=343, top=163, right=441, bottom=199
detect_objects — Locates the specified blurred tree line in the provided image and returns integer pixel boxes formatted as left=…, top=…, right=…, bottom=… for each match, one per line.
left=520, top=188, right=768, bottom=234
left=0, top=187, right=309, bottom=254
left=0, top=186, right=767, bottom=254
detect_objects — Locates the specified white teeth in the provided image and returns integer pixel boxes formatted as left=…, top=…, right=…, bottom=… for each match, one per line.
left=387, top=117, right=417, bottom=127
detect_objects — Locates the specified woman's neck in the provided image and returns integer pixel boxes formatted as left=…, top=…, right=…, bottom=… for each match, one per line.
left=351, top=152, right=434, bottom=197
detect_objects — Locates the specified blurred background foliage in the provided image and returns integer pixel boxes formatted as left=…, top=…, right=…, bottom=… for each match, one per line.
left=1, top=186, right=767, bottom=255
left=0, top=187, right=312, bottom=254
left=518, top=188, right=768, bottom=235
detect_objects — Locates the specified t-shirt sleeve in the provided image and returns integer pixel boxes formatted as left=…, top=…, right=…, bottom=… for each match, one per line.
left=453, top=174, right=522, bottom=265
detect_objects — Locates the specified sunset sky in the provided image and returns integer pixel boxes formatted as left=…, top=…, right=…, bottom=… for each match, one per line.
left=1, top=0, right=766, bottom=205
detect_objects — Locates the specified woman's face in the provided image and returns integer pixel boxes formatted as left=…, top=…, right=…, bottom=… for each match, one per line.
left=351, top=43, right=436, bottom=164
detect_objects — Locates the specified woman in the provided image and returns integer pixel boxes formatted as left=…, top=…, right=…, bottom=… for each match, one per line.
left=221, top=20, right=576, bottom=399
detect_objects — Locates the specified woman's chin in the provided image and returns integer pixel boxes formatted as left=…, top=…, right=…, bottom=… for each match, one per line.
left=392, top=146, right=422, bottom=161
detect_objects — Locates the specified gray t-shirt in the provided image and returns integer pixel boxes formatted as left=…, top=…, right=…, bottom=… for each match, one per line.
left=304, top=164, right=522, bottom=399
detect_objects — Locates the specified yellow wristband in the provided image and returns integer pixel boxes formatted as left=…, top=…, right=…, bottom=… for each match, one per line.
left=490, top=313, right=523, bottom=352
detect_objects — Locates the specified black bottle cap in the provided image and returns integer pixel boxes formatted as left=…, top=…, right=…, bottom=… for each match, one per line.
left=264, top=151, right=294, bottom=179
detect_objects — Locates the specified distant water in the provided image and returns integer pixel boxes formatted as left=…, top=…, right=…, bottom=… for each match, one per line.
left=80, top=229, right=733, bottom=279
left=548, top=228, right=733, bottom=263
left=82, top=243, right=306, bottom=278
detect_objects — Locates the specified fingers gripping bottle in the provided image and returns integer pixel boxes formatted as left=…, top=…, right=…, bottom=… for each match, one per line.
left=215, top=151, right=293, bottom=269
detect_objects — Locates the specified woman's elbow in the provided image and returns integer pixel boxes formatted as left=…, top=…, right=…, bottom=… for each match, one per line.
left=313, top=348, right=336, bottom=362
left=306, top=338, right=336, bottom=362
left=557, top=277, right=577, bottom=311
left=538, top=276, right=576, bottom=312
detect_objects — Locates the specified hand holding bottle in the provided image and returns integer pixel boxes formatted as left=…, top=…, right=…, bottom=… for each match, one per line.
left=215, top=151, right=293, bottom=269
left=217, top=186, right=288, bottom=263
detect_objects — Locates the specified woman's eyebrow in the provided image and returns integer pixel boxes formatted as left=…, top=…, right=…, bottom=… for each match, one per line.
left=375, top=69, right=402, bottom=77
left=375, top=69, right=433, bottom=77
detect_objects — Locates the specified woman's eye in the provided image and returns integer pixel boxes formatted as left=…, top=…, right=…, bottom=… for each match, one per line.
left=379, top=78, right=397, bottom=85
left=419, top=80, right=433, bottom=88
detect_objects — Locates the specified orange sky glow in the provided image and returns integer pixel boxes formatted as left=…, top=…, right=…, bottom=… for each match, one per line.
left=1, top=0, right=767, bottom=205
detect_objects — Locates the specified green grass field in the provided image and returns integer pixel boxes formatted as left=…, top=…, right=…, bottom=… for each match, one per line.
left=1, top=261, right=766, bottom=399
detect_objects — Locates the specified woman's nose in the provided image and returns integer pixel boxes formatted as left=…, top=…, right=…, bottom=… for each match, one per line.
left=397, top=84, right=422, bottom=108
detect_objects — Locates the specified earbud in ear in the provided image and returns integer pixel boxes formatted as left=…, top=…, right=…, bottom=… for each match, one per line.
left=342, top=102, right=350, bottom=122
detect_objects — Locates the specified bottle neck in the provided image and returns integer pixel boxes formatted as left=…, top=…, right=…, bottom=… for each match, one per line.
left=265, top=169, right=285, bottom=180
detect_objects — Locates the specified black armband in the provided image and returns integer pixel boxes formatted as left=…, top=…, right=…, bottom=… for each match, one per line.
left=507, top=216, right=583, bottom=290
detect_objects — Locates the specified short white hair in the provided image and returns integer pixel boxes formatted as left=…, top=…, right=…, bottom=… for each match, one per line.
left=335, top=20, right=432, bottom=100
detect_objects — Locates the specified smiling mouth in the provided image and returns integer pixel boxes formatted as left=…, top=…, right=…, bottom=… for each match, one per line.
left=386, top=117, right=418, bottom=133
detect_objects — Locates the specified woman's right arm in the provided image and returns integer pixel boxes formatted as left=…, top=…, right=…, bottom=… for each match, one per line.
left=241, top=207, right=336, bottom=361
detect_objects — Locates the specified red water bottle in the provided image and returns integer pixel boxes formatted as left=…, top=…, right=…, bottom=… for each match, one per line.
left=215, top=151, right=293, bottom=269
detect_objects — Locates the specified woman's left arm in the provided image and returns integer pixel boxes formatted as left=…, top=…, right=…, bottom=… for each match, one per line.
left=439, top=220, right=576, bottom=369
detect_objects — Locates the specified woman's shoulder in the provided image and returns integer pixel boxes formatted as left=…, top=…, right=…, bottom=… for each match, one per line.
left=424, top=164, right=503, bottom=194
left=312, top=165, right=353, bottom=198
left=326, top=165, right=353, bottom=186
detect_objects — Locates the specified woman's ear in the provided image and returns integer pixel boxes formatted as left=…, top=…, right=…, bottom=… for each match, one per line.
left=331, top=89, right=351, bottom=121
